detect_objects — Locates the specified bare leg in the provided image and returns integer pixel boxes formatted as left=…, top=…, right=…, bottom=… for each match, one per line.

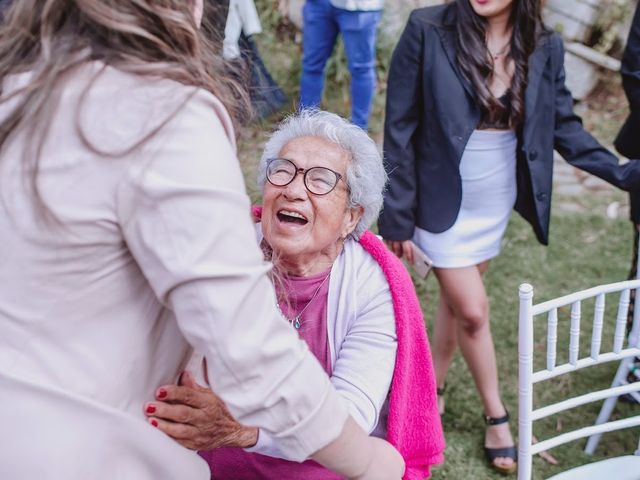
left=432, top=261, right=490, bottom=412
left=432, top=294, right=456, bottom=414
left=435, top=262, right=514, bottom=469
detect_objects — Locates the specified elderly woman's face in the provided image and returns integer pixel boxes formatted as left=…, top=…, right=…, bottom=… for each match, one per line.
left=262, top=136, right=362, bottom=272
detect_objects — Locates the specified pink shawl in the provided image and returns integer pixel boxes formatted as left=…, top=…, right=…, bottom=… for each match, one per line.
left=250, top=207, right=445, bottom=479
left=358, top=230, right=445, bottom=479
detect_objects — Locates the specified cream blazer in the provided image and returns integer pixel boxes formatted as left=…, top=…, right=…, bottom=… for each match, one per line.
left=0, top=62, right=347, bottom=479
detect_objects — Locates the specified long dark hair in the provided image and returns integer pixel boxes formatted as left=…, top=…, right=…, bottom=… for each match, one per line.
left=454, top=0, right=545, bottom=128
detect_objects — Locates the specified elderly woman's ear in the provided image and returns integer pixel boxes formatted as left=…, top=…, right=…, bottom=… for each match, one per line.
left=342, top=205, right=365, bottom=239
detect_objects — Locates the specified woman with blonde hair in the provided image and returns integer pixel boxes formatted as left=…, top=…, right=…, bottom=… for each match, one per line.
left=0, top=1, right=403, bottom=479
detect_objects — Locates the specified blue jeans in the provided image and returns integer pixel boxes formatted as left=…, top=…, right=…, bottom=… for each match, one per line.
left=299, top=0, right=382, bottom=130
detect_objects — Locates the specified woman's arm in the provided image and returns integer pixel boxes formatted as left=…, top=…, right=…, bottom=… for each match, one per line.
left=330, top=263, right=397, bottom=433
left=145, top=371, right=259, bottom=450
left=149, top=257, right=397, bottom=464
left=552, top=36, right=640, bottom=190
left=145, top=380, right=405, bottom=479
left=378, top=11, right=424, bottom=241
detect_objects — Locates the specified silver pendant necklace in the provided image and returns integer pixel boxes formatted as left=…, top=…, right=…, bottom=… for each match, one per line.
left=277, top=272, right=331, bottom=330
left=488, top=42, right=510, bottom=60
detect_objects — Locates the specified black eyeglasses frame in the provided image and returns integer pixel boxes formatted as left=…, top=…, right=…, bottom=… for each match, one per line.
left=265, top=157, right=347, bottom=196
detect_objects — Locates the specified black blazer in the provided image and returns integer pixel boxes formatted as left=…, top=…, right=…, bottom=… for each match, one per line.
left=615, top=2, right=640, bottom=223
left=379, top=4, right=640, bottom=245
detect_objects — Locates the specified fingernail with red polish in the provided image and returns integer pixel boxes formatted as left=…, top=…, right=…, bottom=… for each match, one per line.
left=157, top=388, right=167, bottom=399
left=145, top=404, right=156, bottom=414
left=150, top=419, right=158, bottom=427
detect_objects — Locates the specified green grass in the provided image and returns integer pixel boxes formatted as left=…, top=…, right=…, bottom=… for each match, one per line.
left=241, top=10, right=640, bottom=479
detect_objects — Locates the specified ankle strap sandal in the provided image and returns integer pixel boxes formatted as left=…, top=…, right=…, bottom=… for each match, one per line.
left=484, top=410, right=510, bottom=426
left=483, top=410, right=517, bottom=475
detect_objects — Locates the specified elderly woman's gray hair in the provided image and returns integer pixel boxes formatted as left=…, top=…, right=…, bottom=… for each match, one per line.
left=259, top=109, right=387, bottom=238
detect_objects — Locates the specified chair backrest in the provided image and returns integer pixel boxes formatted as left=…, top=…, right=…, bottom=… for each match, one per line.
left=518, top=280, right=640, bottom=480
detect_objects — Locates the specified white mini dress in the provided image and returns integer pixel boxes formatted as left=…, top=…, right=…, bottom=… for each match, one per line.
left=413, top=129, right=517, bottom=268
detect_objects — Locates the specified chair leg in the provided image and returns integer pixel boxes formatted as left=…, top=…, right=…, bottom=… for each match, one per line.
left=584, top=357, right=634, bottom=455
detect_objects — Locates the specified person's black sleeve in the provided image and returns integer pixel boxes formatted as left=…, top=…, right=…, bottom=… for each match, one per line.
left=553, top=36, right=640, bottom=191
left=621, top=4, right=640, bottom=111
left=378, top=12, right=424, bottom=241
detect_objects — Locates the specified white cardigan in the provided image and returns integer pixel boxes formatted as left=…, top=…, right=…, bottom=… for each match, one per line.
left=247, top=236, right=398, bottom=458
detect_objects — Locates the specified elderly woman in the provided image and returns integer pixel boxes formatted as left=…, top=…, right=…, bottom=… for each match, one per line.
left=145, top=110, right=445, bottom=479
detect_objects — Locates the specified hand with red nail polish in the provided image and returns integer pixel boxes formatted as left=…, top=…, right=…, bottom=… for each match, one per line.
left=145, top=371, right=258, bottom=450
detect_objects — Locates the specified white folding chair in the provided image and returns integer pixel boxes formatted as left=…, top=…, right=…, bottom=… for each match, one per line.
left=585, top=243, right=640, bottom=454
left=518, top=281, right=640, bottom=480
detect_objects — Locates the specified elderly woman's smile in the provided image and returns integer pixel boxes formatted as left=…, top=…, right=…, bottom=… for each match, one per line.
left=261, top=135, right=363, bottom=276
left=277, top=209, right=308, bottom=225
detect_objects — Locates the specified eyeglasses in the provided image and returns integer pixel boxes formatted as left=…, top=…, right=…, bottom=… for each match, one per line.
left=265, top=158, right=346, bottom=196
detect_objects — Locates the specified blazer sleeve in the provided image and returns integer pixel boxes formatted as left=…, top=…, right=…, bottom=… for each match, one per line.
left=622, top=4, right=640, bottom=111
left=615, top=4, right=640, bottom=159
left=552, top=36, right=640, bottom=191
left=552, top=37, right=640, bottom=191
left=378, top=11, right=424, bottom=240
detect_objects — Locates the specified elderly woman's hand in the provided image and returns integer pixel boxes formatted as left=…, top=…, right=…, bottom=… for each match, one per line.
left=145, top=371, right=258, bottom=451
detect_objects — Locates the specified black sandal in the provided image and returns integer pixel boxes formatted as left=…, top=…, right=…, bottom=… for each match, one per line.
left=436, top=383, right=446, bottom=416
left=483, top=411, right=517, bottom=475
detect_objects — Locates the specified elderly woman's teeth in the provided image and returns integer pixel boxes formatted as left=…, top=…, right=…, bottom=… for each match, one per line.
left=277, top=210, right=308, bottom=224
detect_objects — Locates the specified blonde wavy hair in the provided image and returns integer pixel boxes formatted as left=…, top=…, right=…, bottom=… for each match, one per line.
left=0, top=0, right=247, bottom=207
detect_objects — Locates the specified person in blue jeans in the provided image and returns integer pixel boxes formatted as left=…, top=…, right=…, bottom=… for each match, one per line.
left=300, top=0, right=383, bottom=130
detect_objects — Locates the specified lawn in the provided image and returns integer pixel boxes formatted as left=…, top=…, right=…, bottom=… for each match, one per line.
left=238, top=5, right=640, bottom=478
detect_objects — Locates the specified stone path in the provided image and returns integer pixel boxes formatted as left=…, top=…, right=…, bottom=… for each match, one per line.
left=553, top=148, right=630, bottom=219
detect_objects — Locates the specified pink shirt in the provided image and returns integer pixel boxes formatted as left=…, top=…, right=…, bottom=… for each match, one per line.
left=201, top=269, right=340, bottom=480
left=277, top=269, right=332, bottom=375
